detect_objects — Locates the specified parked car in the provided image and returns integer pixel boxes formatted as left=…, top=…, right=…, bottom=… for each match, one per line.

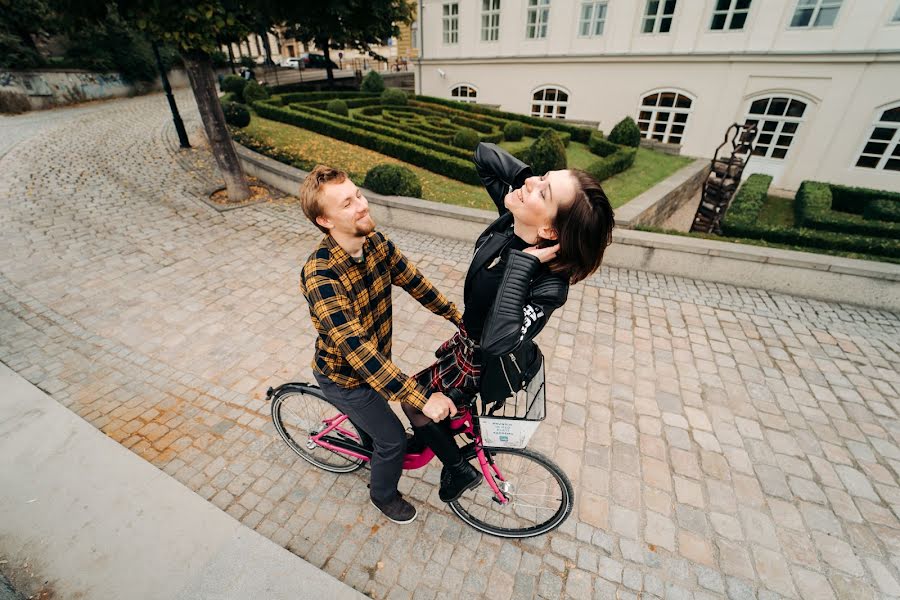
left=289, top=53, right=339, bottom=70
left=281, top=57, right=301, bottom=69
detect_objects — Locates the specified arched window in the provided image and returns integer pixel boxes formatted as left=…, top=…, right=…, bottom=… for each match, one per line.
left=531, top=87, right=569, bottom=119
left=743, top=95, right=808, bottom=160
left=637, top=90, right=693, bottom=144
left=855, top=103, right=900, bottom=171
left=451, top=85, right=478, bottom=103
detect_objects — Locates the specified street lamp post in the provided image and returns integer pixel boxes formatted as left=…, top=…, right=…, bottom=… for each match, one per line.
left=153, top=42, right=191, bottom=149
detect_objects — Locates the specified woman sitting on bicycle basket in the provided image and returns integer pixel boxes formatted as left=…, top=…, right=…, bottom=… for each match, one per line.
left=404, top=142, right=615, bottom=503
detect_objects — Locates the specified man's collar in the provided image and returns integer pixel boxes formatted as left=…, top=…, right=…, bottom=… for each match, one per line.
left=324, top=233, right=373, bottom=267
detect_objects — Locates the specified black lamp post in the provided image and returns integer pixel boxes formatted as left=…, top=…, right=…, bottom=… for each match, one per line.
left=153, top=42, right=191, bottom=149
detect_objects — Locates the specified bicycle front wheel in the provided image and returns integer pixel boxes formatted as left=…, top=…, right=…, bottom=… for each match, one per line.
left=271, top=386, right=365, bottom=473
left=449, top=447, right=573, bottom=538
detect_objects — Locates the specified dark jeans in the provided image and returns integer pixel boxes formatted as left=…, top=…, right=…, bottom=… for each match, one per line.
left=313, top=372, right=407, bottom=504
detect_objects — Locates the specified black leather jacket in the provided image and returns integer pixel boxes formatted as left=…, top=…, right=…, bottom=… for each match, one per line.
left=471, top=143, right=569, bottom=403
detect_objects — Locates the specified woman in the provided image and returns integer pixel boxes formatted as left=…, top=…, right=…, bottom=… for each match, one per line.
left=402, top=142, right=615, bottom=503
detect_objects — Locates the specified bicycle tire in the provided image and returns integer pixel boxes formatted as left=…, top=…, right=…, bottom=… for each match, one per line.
left=271, top=385, right=365, bottom=473
left=449, top=446, right=574, bottom=538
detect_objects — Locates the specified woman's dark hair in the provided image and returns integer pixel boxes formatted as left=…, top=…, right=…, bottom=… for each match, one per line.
left=544, top=169, right=615, bottom=284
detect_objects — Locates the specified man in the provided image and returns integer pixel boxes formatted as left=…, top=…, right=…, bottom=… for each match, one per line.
left=298, top=165, right=460, bottom=524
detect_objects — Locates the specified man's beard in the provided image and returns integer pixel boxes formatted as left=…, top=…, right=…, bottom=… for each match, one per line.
left=354, top=214, right=376, bottom=236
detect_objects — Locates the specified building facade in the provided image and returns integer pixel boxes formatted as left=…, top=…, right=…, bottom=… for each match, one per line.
left=416, top=0, right=900, bottom=191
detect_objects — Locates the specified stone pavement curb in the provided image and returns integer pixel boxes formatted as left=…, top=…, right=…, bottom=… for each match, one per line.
left=0, top=361, right=365, bottom=600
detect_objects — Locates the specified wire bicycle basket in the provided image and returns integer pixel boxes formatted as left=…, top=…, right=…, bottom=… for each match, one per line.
left=477, top=360, right=546, bottom=448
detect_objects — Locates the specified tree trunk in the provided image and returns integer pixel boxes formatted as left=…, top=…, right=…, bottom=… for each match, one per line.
left=227, top=44, right=237, bottom=74
left=320, top=40, right=335, bottom=87
left=260, top=29, right=274, bottom=66
left=183, top=51, right=251, bottom=203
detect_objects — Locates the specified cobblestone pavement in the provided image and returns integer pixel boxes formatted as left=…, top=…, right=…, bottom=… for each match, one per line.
left=2, top=93, right=900, bottom=600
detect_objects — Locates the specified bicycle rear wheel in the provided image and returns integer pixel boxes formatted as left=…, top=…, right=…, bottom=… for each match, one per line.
left=450, top=447, right=573, bottom=538
left=271, top=385, right=365, bottom=473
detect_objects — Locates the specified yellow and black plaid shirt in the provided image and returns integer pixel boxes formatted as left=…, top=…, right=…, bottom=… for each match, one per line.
left=300, top=231, right=461, bottom=409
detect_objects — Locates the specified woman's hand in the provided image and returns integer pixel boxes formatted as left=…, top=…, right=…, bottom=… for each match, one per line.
left=523, top=243, right=560, bottom=264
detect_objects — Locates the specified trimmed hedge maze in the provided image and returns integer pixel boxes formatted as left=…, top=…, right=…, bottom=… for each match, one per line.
left=721, top=174, right=900, bottom=260
left=249, top=92, right=635, bottom=186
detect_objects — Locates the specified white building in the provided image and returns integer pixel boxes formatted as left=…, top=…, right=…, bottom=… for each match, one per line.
left=415, top=0, right=900, bottom=191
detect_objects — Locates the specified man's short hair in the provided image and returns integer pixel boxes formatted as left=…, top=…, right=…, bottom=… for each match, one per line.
left=300, top=165, right=348, bottom=233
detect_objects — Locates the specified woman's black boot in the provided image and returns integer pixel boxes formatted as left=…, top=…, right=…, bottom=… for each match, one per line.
left=413, top=422, right=481, bottom=502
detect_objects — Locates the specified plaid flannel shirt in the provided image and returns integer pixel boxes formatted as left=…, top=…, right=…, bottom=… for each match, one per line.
left=300, top=231, right=462, bottom=410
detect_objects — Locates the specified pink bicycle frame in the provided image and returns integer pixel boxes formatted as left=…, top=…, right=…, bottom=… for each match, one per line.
left=309, top=407, right=510, bottom=504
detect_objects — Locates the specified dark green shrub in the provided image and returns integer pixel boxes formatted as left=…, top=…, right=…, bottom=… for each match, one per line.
left=503, top=121, right=525, bottom=141
left=588, top=133, right=619, bottom=157
left=222, top=75, right=248, bottom=103
left=722, top=174, right=773, bottom=231
left=326, top=99, right=349, bottom=116
left=453, top=128, right=481, bottom=151
left=363, top=164, right=422, bottom=197
left=865, top=198, right=900, bottom=223
left=381, top=88, right=408, bottom=105
left=361, top=71, right=386, bottom=93
left=721, top=176, right=900, bottom=259
left=795, top=181, right=900, bottom=239
left=585, top=147, right=637, bottom=181
left=222, top=101, right=251, bottom=128
left=608, top=117, right=641, bottom=148
left=242, top=80, right=269, bottom=103
left=239, top=56, right=256, bottom=69
left=528, top=130, right=567, bottom=174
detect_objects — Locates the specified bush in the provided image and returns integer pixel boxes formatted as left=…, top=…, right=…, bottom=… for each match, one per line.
left=528, top=130, right=567, bottom=174
left=865, top=198, right=900, bottom=223
left=453, top=127, right=481, bottom=151
left=795, top=181, right=900, bottom=239
left=608, top=117, right=641, bottom=148
left=0, top=91, right=31, bottom=114
left=721, top=175, right=900, bottom=259
left=361, top=71, right=386, bottom=93
left=588, top=133, right=619, bottom=157
left=222, top=101, right=251, bottom=128
left=240, top=56, right=256, bottom=69
left=585, top=147, right=637, bottom=181
left=326, top=99, right=349, bottom=116
left=503, top=121, right=524, bottom=142
left=222, top=75, right=248, bottom=103
left=381, top=88, right=408, bottom=106
left=252, top=101, right=481, bottom=184
left=242, top=80, right=269, bottom=104
left=363, top=164, right=422, bottom=197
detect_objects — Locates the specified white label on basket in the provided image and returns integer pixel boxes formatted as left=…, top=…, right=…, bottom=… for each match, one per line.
left=481, top=419, right=540, bottom=449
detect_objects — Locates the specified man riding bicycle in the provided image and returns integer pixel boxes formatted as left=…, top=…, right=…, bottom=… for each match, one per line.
left=297, top=165, right=463, bottom=524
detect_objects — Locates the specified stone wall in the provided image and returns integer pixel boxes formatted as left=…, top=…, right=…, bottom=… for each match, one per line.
left=0, top=69, right=194, bottom=110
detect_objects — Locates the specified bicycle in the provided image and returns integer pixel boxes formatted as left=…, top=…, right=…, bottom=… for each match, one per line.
left=267, top=382, right=574, bottom=538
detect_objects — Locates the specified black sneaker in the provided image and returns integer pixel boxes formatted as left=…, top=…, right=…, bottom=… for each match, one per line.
left=370, top=494, right=418, bottom=524
left=439, top=460, right=481, bottom=503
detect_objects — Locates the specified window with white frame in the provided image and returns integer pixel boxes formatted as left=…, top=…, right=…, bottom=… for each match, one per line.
left=743, top=96, right=808, bottom=160
left=637, top=91, right=693, bottom=144
left=531, top=87, right=568, bottom=119
left=892, top=2, right=900, bottom=22
left=442, top=3, right=459, bottom=44
left=526, top=0, right=550, bottom=39
left=579, top=1, right=608, bottom=37
left=451, top=85, right=478, bottom=103
left=855, top=104, right=900, bottom=171
left=482, top=0, right=501, bottom=41
left=642, top=0, right=677, bottom=33
left=411, top=21, right=419, bottom=49
left=710, top=0, right=751, bottom=30
left=789, top=0, right=841, bottom=28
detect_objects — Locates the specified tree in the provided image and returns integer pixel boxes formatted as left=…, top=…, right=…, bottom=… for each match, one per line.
left=63, top=0, right=270, bottom=202
left=281, top=0, right=413, bottom=86
left=0, top=0, right=55, bottom=69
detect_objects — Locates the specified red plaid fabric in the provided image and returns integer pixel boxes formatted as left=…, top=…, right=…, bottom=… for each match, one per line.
left=414, top=326, right=481, bottom=396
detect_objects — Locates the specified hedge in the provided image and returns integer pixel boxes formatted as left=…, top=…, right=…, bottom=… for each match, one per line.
left=414, top=95, right=593, bottom=142
left=865, top=198, right=900, bottom=223
left=795, top=181, right=900, bottom=239
left=252, top=100, right=481, bottom=185
left=584, top=147, right=637, bottom=181
left=363, top=164, right=421, bottom=197
left=722, top=175, right=900, bottom=259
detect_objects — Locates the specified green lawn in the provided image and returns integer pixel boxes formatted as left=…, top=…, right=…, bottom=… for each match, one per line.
left=757, top=196, right=795, bottom=228
left=240, top=116, right=692, bottom=210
